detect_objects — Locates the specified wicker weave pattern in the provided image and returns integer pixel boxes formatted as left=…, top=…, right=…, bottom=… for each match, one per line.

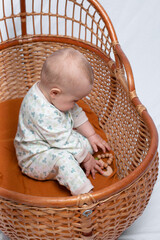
left=101, top=79, right=151, bottom=178
left=0, top=0, right=159, bottom=239
left=0, top=41, right=112, bottom=102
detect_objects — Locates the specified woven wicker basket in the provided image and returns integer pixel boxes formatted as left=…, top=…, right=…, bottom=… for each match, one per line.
left=0, top=0, right=159, bottom=239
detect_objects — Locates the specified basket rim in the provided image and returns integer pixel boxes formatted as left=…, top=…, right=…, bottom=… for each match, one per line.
left=0, top=0, right=158, bottom=208
left=0, top=36, right=158, bottom=206
left=0, top=35, right=114, bottom=64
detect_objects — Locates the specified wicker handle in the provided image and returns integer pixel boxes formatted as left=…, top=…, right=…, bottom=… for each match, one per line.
left=114, top=44, right=135, bottom=92
left=89, top=1, right=136, bottom=93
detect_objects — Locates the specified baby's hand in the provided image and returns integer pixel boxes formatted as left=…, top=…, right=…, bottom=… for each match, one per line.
left=88, top=133, right=111, bottom=153
left=81, top=152, right=104, bottom=179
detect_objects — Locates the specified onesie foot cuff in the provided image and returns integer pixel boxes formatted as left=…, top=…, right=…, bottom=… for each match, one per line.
left=72, top=179, right=93, bottom=196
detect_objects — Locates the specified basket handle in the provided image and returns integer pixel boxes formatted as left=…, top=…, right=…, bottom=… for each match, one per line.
left=113, top=43, right=135, bottom=92
left=89, top=1, right=135, bottom=93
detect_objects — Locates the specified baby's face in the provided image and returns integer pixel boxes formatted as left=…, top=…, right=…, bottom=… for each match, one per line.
left=52, top=80, right=92, bottom=112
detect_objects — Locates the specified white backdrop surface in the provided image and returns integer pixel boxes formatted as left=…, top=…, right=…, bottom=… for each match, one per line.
left=0, top=0, right=160, bottom=239
left=98, top=1, right=160, bottom=240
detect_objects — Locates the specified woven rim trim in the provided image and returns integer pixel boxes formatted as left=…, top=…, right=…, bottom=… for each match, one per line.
left=130, top=90, right=137, bottom=100
left=112, top=41, right=120, bottom=46
left=136, top=104, right=147, bottom=116
left=77, top=193, right=96, bottom=207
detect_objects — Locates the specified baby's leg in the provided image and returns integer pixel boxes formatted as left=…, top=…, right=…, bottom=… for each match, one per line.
left=54, top=151, right=93, bottom=195
left=21, top=149, right=93, bottom=195
left=21, top=148, right=59, bottom=180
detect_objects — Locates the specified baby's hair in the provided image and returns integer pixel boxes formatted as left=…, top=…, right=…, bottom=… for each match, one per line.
left=41, top=48, right=94, bottom=89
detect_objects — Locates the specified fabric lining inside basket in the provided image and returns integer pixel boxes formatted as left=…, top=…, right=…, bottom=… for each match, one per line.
left=0, top=98, right=118, bottom=197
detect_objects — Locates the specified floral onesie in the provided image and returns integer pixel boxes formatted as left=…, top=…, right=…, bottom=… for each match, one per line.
left=14, top=82, right=93, bottom=195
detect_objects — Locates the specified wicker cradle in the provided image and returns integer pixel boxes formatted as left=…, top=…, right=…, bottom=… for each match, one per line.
left=0, top=0, right=159, bottom=239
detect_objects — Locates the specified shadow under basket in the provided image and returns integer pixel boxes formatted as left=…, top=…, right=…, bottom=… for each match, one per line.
left=0, top=0, right=159, bottom=239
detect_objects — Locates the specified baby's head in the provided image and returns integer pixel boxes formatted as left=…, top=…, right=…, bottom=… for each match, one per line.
left=39, top=48, right=94, bottom=112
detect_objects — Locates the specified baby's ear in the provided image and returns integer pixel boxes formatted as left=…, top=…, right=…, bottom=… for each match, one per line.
left=50, top=88, right=61, bottom=98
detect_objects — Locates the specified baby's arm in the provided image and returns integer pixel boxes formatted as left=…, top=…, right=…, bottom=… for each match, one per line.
left=71, top=103, right=110, bottom=177
left=76, top=120, right=111, bottom=153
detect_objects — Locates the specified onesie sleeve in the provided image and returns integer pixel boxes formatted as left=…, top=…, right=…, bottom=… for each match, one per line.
left=70, top=103, right=88, bottom=128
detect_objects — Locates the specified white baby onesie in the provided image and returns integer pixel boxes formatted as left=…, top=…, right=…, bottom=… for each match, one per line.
left=14, top=82, right=93, bottom=195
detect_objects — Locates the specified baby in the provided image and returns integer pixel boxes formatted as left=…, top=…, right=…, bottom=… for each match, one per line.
left=14, top=48, right=110, bottom=195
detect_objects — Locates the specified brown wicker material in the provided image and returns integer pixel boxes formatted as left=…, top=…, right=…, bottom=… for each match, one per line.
left=0, top=0, right=159, bottom=239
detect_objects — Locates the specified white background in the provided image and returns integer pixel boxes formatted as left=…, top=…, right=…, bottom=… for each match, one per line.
left=98, top=1, right=160, bottom=239
left=0, top=0, right=160, bottom=239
